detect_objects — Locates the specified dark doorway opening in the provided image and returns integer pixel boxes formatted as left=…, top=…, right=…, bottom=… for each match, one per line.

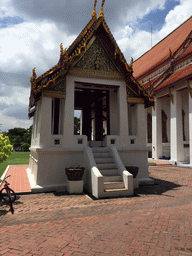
left=74, top=86, right=110, bottom=146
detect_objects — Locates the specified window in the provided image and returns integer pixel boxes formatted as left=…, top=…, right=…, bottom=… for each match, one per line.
left=52, top=98, right=64, bottom=135
left=128, top=104, right=137, bottom=136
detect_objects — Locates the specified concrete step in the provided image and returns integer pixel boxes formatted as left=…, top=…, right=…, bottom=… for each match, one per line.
left=97, top=163, right=116, bottom=170
left=103, top=175, right=122, bottom=182
left=100, top=169, right=119, bottom=176
left=95, top=157, right=114, bottom=164
left=93, top=152, right=112, bottom=158
left=92, top=147, right=109, bottom=153
left=103, top=188, right=133, bottom=198
left=104, top=181, right=124, bottom=189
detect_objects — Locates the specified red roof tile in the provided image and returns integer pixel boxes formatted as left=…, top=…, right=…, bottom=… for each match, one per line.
left=155, top=64, right=192, bottom=93
left=175, top=41, right=192, bottom=63
left=133, top=17, right=192, bottom=80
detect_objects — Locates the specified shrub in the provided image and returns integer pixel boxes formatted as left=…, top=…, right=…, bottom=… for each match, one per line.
left=21, top=143, right=30, bottom=152
left=0, top=134, right=13, bottom=163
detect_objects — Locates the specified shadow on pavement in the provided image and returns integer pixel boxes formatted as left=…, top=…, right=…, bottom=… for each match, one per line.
left=135, top=177, right=181, bottom=196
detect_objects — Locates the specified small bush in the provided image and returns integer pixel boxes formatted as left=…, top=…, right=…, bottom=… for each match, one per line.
left=21, top=143, right=30, bottom=152
left=0, top=134, right=13, bottom=163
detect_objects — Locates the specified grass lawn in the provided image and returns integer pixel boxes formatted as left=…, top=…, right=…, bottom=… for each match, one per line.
left=0, top=152, right=30, bottom=177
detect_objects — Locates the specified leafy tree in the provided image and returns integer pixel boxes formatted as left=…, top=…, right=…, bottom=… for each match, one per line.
left=5, top=125, right=32, bottom=151
left=0, top=134, right=13, bottom=163
left=21, top=143, right=30, bottom=152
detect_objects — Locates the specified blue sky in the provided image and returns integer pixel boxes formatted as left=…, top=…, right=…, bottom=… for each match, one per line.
left=0, top=0, right=192, bottom=132
left=138, top=0, right=180, bottom=32
left=0, top=16, right=24, bottom=28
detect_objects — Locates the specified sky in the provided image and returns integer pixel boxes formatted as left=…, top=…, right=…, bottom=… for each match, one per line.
left=0, top=0, right=192, bottom=132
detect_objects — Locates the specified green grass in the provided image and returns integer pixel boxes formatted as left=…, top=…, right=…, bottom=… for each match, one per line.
left=0, top=152, right=30, bottom=177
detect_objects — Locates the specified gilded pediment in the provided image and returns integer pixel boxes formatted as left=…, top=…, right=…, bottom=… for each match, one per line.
left=72, top=37, right=122, bottom=78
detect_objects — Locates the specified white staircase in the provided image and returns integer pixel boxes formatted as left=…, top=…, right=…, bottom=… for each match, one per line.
left=92, top=147, right=132, bottom=197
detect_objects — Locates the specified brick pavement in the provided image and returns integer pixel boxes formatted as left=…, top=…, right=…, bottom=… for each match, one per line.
left=0, top=166, right=192, bottom=256
left=0, top=165, right=31, bottom=193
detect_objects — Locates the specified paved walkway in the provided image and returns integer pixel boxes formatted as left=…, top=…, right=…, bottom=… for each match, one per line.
left=0, top=166, right=192, bottom=256
left=0, top=165, right=31, bottom=193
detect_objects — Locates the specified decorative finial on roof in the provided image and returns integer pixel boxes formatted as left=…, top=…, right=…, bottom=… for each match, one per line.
left=92, top=0, right=97, bottom=19
left=129, top=57, right=133, bottom=70
left=30, top=67, right=37, bottom=84
left=99, top=0, right=105, bottom=19
left=60, top=43, right=64, bottom=56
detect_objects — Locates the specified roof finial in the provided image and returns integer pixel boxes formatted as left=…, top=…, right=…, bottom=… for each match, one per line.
left=99, top=0, right=105, bottom=19
left=92, top=0, right=97, bottom=19
left=60, top=43, right=64, bottom=56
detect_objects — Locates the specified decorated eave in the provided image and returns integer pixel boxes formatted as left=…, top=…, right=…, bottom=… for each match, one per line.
left=29, top=0, right=153, bottom=117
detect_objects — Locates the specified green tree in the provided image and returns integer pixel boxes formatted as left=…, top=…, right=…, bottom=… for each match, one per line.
left=0, top=134, right=13, bottom=163
left=21, top=143, right=30, bottom=152
left=5, top=126, right=32, bottom=150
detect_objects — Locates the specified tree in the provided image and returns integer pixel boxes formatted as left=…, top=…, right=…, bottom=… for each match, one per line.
left=21, top=143, right=30, bottom=152
left=5, top=125, right=32, bottom=151
left=0, top=134, right=13, bottom=163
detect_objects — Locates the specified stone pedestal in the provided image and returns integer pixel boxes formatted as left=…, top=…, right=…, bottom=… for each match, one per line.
left=67, top=180, right=83, bottom=194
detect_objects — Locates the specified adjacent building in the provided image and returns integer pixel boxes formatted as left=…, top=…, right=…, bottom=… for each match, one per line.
left=133, top=16, right=192, bottom=165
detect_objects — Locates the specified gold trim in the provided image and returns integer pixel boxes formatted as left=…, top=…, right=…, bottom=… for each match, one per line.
left=187, top=80, right=192, bottom=98
left=43, top=91, right=66, bottom=98
left=169, top=88, right=174, bottom=104
left=127, top=97, right=144, bottom=104
left=69, top=68, right=124, bottom=80
left=153, top=102, right=155, bottom=111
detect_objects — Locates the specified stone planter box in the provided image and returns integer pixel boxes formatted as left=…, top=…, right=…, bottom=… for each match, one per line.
left=67, top=180, right=83, bottom=194
left=65, top=167, right=84, bottom=194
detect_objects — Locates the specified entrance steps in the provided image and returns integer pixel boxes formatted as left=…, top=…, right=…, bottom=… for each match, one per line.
left=92, top=147, right=132, bottom=197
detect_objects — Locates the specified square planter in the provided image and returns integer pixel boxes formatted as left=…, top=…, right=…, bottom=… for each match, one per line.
left=67, top=180, right=83, bottom=194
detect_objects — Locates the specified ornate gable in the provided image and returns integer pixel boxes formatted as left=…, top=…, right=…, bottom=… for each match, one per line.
left=70, top=37, right=123, bottom=80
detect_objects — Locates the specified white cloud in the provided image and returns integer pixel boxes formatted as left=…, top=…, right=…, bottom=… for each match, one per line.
left=0, top=0, right=17, bottom=19
left=0, top=86, right=33, bottom=131
left=0, top=21, right=76, bottom=74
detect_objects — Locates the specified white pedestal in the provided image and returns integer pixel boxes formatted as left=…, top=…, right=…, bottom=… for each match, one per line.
left=67, top=180, right=83, bottom=194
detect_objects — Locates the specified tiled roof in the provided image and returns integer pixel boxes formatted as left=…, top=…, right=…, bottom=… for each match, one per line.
left=133, top=16, right=192, bottom=80
left=175, top=41, right=192, bottom=63
left=155, top=64, right=192, bottom=93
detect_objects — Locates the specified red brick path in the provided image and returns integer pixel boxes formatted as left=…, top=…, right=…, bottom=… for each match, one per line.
left=0, top=166, right=192, bottom=256
left=0, top=165, right=31, bottom=193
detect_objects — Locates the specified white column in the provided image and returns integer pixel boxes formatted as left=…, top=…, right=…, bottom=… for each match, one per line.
left=152, top=98, right=162, bottom=159
left=188, top=81, right=192, bottom=165
left=118, top=83, right=129, bottom=145
left=137, top=104, right=147, bottom=146
left=39, top=96, right=52, bottom=148
left=63, top=76, right=75, bottom=146
left=170, top=90, right=184, bottom=162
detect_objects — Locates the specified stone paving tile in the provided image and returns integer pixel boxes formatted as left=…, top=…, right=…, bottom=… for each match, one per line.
left=0, top=166, right=192, bottom=255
